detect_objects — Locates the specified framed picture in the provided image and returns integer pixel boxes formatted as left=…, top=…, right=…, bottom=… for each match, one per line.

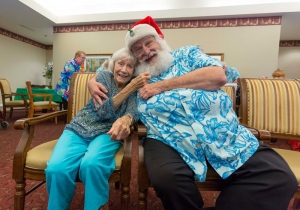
left=84, top=54, right=112, bottom=72
left=207, top=53, right=224, bottom=61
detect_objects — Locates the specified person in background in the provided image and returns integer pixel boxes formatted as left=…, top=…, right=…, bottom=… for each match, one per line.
left=96, top=59, right=110, bottom=73
left=88, top=16, right=297, bottom=210
left=46, top=48, right=150, bottom=210
left=222, top=61, right=241, bottom=83
left=272, top=68, right=286, bottom=79
left=55, top=50, right=86, bottom=110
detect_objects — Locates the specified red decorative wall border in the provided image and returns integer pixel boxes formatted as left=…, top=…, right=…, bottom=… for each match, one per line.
left=45, top=45, right=53, bottom=50
left=0, top=27, right=53, bottom=50
left=53, top=16, right=281, bottom=33
left=280, top=40, right=300, bottom=47
left=5, top=16, right=299, bottom=48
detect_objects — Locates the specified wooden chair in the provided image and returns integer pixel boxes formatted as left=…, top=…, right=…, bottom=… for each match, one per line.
left=31, top=84, right=52, bottom=89
left=13, top=73, right=132, bottom=210
left=137, top=124, right=271, bottom=209
left=25, top=81, right=59, bottom=124
left=0, top=78, right=29, bottom=120
left=238, top=77, right=300, bottom=207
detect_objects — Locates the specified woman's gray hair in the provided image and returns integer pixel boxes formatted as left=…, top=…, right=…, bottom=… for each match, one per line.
left=107, top=48, right=137, bottom=72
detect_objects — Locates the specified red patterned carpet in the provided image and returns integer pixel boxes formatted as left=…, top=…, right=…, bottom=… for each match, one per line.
left=0, top=109, right=298, bottom=209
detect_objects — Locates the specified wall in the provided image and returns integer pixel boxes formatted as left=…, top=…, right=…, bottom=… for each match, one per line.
left=278, top=47, right=300, bottom=79
left=0, top=34, right=47, bottom=105
left=46, top=49, right=53, bottom=63
left=53, top=30, right=125, bottom=83
left=164, top=26, right=280, bottom=78
left=53, top=25, right=281, bottom=83
left=0, top=24, right=282, bottom=106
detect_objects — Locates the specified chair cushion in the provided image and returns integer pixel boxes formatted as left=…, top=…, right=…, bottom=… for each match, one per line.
left=33, top=101, right=58, bottom=106
left=26, top=140, right=124, bottom=170
left=5, top=100, right=27, bottom=105
left=273, top=148, right=300, bottom=185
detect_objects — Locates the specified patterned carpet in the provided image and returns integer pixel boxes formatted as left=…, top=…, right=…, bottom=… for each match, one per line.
left=0, top=109, right=298, bottom=209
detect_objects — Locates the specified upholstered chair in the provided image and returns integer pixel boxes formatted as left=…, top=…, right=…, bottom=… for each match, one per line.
left=239, top=78, right=300, bottom=208
left=13, top=73, right=132, bottom=210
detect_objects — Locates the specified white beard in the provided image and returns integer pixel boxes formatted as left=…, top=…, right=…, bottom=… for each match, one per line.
left=134, top=49, right=174, bottom=77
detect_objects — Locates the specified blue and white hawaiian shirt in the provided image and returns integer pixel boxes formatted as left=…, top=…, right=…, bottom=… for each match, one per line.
left=137, top=46, right=259, bottom=182
left=226, top=66, right=240, bottom=83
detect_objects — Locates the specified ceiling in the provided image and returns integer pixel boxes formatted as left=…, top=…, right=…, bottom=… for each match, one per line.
left=0, top=0, right=300, bottom=45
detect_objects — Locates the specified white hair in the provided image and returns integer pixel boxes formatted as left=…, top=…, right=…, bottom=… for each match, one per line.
left=107, top=48, right=137, bottom=72
left=155, top=36, right=172, bottom=53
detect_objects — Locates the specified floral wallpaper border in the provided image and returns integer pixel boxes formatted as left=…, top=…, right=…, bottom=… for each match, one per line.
left=1, top=16, right=299, bottom=48
left=279, top=40, right=300, bottom=47
left=0, top=27, right=53, bottom=50
left=53, top=16, right=282, bottom=33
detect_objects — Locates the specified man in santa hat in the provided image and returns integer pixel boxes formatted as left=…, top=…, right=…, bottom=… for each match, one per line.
left=88, top=16, right=297, bottom=210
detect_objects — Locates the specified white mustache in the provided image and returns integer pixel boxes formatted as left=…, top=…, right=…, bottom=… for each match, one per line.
left=140, top=51, right=157, bottom=62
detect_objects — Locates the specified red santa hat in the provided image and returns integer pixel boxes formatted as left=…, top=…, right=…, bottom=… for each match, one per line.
left=125, top=16, right=164, bottom=50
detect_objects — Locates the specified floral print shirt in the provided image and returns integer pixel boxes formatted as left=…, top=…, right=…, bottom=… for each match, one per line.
left=55, top=58, right=81, bottom=101
left=137, top=46, right=259, bottom=182
left=66, top=70, right=139, bottom=140
left=226, top=67, right=241, bottom=83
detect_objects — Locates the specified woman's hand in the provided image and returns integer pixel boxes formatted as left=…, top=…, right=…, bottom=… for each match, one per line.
left=130, top=72, right=151, bottom=90
left=88, top=75, right=108, bottom=105
left=107, top=116, right=131, bottom=140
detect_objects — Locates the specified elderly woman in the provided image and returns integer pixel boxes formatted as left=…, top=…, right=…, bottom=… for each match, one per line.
left=45, top=48, right=151, bottom=210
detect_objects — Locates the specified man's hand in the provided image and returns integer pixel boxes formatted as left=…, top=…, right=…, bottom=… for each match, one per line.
left=88, top=75, right=108, bottom=105
left=139, top=83, right=162, bottom=100
left=107, top=116, right=131, bottom=140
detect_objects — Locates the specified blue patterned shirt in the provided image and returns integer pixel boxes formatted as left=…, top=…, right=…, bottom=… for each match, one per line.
left=137, top=46, right=258, bottom=181
left=226, top=66, right=240, bottom=83
left=55, top=58, right=82, bottom=101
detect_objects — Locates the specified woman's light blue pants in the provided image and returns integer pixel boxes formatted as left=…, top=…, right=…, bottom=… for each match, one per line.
left=45, top=130, right=122, bottom=210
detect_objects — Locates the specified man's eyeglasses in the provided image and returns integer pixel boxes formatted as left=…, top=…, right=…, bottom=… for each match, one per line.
left=132, top=40, right=156, bottom=56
